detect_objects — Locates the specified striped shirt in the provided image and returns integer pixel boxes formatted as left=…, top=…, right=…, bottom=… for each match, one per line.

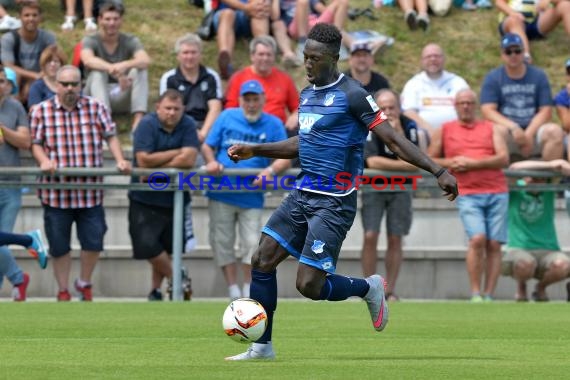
left=30, top=95, right=116, bottom=209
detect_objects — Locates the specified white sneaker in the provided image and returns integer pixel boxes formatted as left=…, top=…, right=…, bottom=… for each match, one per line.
left=0, top=15, right=21, bottom=31
left=61, top=16, right=76, bottom=31
left=363, top=274, right=389, bottom=332
left=84, top=18, right=97, bottom=32
left=225, top=343, right=275, bottom=361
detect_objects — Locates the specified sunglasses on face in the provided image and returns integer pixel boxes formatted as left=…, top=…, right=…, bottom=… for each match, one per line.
left=503, top=48, right=522, bottom=56
left=58, top=81, right=80, bottom=87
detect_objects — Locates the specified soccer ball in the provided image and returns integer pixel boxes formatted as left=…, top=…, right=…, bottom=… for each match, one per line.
left=222, top=298, right=267, bottom=343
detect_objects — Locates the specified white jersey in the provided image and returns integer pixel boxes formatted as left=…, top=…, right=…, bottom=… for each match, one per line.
left=400, top=70, right=469, bottom=129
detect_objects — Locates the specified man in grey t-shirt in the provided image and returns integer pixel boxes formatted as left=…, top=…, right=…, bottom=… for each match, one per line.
left=80, top=1, right=150, bottom=131
left=0, top=1, right=55, bottom=104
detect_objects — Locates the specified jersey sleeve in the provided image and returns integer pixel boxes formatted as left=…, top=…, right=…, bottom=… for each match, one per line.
left=347, top=86, right=387, bottom=131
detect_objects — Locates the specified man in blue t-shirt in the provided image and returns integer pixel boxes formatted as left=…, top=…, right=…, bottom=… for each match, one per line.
left=202, top=79, right=287, bottom=301
left=128, top=89, right=200, bottom=301
left=225, top=23, right=458, bottom=361
left=480, top=33, right=563, bottom=162
left=553, top=58, right=570, bottom=134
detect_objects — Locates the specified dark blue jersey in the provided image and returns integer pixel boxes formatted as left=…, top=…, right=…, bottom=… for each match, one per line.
left=296, top=74, right=386, bottom=195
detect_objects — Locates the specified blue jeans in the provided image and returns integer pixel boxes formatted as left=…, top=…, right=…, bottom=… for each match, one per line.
left=456, top=192, right=509, bottom=243
left=0, top=188, right=24, bottom=287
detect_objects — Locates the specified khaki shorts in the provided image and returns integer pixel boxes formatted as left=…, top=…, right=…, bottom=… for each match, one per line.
left=501, top=249, right=570, bottom=279
left=208, top=199, right=262, bottom=267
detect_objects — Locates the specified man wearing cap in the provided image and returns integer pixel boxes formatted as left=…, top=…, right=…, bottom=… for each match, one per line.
left=481, top=33, right=562, bottom=162
left=343, top=41, right=390, bottom=96
left=202, top=79, right=288, bottom=300
left=0, top=64, right=33, bottom=301
left=554, top=58, right=570, bottom=134
left=496, top=0, right=570, bottom=63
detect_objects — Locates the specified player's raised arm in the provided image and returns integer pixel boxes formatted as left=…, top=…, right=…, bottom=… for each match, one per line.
left=371, top=120, right=459, bottom=201
left=228, top=136, right=299, bottom=163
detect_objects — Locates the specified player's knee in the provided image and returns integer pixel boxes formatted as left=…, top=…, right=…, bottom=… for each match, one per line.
left=295, top=277, right=321, bottom=300
left=251, top=235, right=280, bottom=272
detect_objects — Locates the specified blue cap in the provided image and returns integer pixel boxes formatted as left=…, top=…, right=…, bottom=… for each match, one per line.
left=239, top=80, right=264, bottom=96
left=501, top=33, right=523, bottom=49
left=3, top=67, right=18, bottom=95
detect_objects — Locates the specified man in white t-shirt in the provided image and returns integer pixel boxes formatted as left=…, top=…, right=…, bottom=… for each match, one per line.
left=401, top=43, right=469, bottom=140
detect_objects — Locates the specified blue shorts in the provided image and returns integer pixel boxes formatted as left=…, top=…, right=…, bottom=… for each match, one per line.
left=262, top=189, right=357, bottom=274
left=499, top=17, right=544, bottom=40
left=43, top=205, right=107, bottom=257
left=213, top=8, right=252, bottom=38
left=456, top=193, right=508, bottom=243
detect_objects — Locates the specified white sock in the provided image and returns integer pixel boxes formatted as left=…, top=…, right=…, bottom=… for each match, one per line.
left=242, top=283, right=250, bottom=298
left=229, top=284, right=241, bottom=300
left=252, top=342, right=272, bottom=352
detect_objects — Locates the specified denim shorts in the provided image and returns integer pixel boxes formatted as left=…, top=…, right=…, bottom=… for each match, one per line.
left=213, top=9, right=252, bottom=38
left=456, top=192, right=509, bottom=243
left=43, top=205, right=107, bottom=257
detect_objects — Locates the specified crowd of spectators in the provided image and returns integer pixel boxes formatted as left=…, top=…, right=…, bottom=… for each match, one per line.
left=1, top=0, right=570, bottom=302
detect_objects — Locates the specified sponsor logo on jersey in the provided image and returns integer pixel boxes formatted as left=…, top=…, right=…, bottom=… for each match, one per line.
left=299, top=113, right=323, bottom=134
left=366, top=95, right=380, bottom=112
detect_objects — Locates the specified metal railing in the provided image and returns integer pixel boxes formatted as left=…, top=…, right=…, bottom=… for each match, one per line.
left=1, top=166, right=568, bottom=300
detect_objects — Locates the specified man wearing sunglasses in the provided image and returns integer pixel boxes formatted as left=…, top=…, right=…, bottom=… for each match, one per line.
left=480, top=33, right=563, bottom=163
left=30, top=65, right=131, bottom=302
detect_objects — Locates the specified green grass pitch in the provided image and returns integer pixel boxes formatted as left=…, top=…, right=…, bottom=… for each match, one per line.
left=0, top=301, right=569, bottom=379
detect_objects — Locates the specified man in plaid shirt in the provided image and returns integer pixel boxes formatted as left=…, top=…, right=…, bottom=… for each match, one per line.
left=30, top=65, right=131, bottom=302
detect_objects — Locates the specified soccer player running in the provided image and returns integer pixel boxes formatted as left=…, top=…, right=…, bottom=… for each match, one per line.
left=226, top=23, right=458, bottom=360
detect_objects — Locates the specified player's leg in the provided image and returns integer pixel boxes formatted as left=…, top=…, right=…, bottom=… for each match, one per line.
left=297, top=191, right=388, bottom=331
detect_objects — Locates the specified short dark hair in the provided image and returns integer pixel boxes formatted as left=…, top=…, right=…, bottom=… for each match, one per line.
left=157, top=89, right=184, bottom=104
left=99, top=1, right=125, bottom=17
left=307, top=23, right=342, bottom=57
left=18, top=0, right=42, bottom=15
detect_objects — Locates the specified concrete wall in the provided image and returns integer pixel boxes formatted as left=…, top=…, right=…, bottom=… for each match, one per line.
left=3, top=191, right=570, bottom=301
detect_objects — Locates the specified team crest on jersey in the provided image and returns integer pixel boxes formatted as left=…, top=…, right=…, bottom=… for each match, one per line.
left=323, top=93, right=335, bottom=106
left=200, top=81, right=208, bottom=92
left=302, top=98, right=308, bottom=105
left=299, top=113, right=323, bottom=134
left=311, top=240, right=325, bottom=254
left=366, top=95, right=380, bottom=112
left=178, top=84, right=186, bottom=92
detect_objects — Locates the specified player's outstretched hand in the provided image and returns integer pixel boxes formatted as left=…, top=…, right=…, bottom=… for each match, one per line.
left=437, top=170, right=458, bottom=201
left=227, top=144, right=254, bottom=163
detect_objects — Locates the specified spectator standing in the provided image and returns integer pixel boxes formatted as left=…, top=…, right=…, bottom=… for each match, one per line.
left=361, top=89, right=420, bottom=301
left=401, top=43, right=469, bottom=137
left=225, top=36, right=299, bottom=137
left=27, top=44, right=67, bottom=109
left=480, top=33, right=562, bottom=162
left=0, top=1, right=56, bottom=105
left=553, top=58, right=570, bottom=134
left=0, top=64, right=32, bottom=301
left=503, top=159, right=570, bottom=301
left=343, top=41, right=390, bottom=96
left=496, top=0, right=570, bottom=63
left=128, top=90, right=200, bottom=301
left=80, top=1, right=150, bottom=131
left=202, top=80, right=287, bottom=300
left=61, top=0, right=98, bottom=32
left=429, top=89, right=509, bottom=302
left=214, top=0, right=270, bottom=80
left=159, top=33, right=222, bottom=144
left=30, top=65, right=131, bottom=301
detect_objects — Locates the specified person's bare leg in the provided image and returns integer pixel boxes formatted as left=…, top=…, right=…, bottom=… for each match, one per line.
left=482, top=240, right=502, bottom=297
left=53, top=253, right=72, bottom=291
left=385, top=234, right=403, bottom=295
left=466, top=235, right=486, bottom=295
left=536, top=259, right=570, bottom=299
left=79, top=250, right=100, bottom=283
left=361, top=231, right=379, bottom=277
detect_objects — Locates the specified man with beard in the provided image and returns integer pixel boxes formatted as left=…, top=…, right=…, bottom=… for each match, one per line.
left=202, top=79, right=287, bottom=301
left=30, top=65, right=131, bottom=302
